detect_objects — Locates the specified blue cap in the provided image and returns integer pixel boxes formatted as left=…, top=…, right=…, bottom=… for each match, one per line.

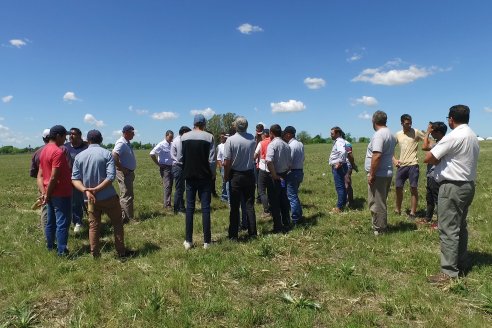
left=49, top=125, right=68, bottom=138
left=122, top=125, right=134, bottom=133
left=193, top=114, right=206, bottom=125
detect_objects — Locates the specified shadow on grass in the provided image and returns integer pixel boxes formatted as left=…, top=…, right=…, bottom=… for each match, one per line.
left=137, top=210, right=163, bottom=221
left=138, top=242, right=161, bottom=256
left=348, top=197, right=366, bottom=210
left=297, top=212, right=321, bottom=228
left=387, top=221, right=417, bottom=233
left=465, top=251, right=492, bottom=275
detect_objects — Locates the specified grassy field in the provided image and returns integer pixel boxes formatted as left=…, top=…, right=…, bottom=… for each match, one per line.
left=1, top=142, right=491, bottom=327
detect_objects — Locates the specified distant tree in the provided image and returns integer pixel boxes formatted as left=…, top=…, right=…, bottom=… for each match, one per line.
left=104, top=143, right=115, bottom=150
left=311, top=134, right=327, bottom=144
left=206, top=112, right=237, bottom=144
left=141, top=143, right=153, bottom=150
left=358, top=137, right=370, bottom=143
left=297, top=131, right=312, bottom=144
left=344, top=133, right=354, bottom=143
left=131, top=141, right=142, bottom=150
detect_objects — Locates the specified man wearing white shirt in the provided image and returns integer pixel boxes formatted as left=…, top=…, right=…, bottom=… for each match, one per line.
left=425, top=105, right=479, bottom=283
left=150, top=130, right=175, bottom=209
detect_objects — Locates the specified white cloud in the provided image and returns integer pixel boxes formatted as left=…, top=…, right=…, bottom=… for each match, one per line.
left=0, top=124, right=28, bottom=144
left=113, top=130, right=122, bottom=137
left=271, top=100, right=306, bottom=113
left=2, top=95, right=13, bottom=103
left=484, top=107, right=492, bottom=113
left=358, top=111, right=372, bottom=120
left=63, top=91, right=81, bottom=102
left=151, top=112, right=179, bottom=120
left=83, top=114, right=105, bottom=127
left=128, top=105, right=149, bottom=115
left=347, top=54, right=362, bottom=62
left=190, top=107, right=216, bottom=118
left=352, top=60, right=437, bottom=85
left=237, top=23, right=263, bottom=34
left=304, top=77, right=326, bottom=90
left=9, top=39, right=27, bottom=48
left=353, top=96, right=379, bottom=107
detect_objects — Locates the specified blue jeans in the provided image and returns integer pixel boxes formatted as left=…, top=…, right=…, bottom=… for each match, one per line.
left=220, top=166, right=229, bottom=201
left=332, top=164, right=348, bottom=209
left=72, top=187, right=84, bottom=225
left=172, top=165, right=186, bottom=213
left=185, top=178, right=211, bottom=244
left=46, top=196, right=72, bottom=255
left=286, top=169, right=303, bottom=222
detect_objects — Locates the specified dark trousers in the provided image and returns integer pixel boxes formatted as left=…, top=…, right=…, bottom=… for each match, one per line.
left=269, top=173, right=290, bottom=232
left=229, top=170, right=257, bottom=239
left=172, top=165, right=186, bottom=213
left=257, top=169, right=272, bottom=214
left=185, top=178, right=211, bottom=244
left=425, top=177, right=439, bottom=220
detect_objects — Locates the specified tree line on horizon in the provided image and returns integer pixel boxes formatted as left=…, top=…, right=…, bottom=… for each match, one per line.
left=0, top=113, right=372, bottom=155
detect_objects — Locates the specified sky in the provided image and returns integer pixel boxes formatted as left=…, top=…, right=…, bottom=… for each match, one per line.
left=1, top=0, right=492, bottom=147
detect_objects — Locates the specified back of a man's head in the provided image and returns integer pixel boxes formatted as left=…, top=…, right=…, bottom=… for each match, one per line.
left=234, top=116, right=248, bottom=133
left=449, top=105, right=470, bottom=124
left=87, top=130, right=103, bottom=144
left=372, top=111, right=387, bottom=126
left=270, top=124, right=282, bottom=137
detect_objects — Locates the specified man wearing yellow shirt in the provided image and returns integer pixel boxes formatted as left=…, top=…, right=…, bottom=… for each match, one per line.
left=393, top=114, right=425, bottom=219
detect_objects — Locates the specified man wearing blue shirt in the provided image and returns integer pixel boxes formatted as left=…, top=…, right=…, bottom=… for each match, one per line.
left=72, top=130, right=131, bottom=258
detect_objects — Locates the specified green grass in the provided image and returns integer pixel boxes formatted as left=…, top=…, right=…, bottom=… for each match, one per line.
left=1, top=143, right=492, bottom=327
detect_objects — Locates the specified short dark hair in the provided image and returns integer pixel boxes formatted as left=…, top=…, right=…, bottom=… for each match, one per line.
left=165, top=130, right=174, bottom=137
left=256, top=123, right=264, bottom=132
left=178, top=126, right=191, bottom=136
left=86, top=130, right=103, bottom=144
left=448, top=104, right=470, bottom=124
left=372, top=111, right=387, bottom=125
left=270, top=124, right=282, bottom=137
left=70, top=127, right=82, bottom=136
left=430, top=121, right=447, bottom=135
left=331, top=126, right=343, bottom=137
left=400, top=114, right=412, bottom=123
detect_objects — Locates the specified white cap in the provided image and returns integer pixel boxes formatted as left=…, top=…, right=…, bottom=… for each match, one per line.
left=42, top=129, right=50, bottom=138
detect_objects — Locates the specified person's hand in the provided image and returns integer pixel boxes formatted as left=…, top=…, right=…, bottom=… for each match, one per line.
left=426, top=123, right=434, bottom=135
left=84, top=190, right=96, bottom=203
left=393, top=159, right=401, bottom=168
left=352, top=164, right=359, bottom=173
left=367, top=174, right=375, bottom=185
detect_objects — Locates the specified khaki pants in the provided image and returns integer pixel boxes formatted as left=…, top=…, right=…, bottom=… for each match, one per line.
left=367, top=176, right=392, bottom=232
left=438, top=181, right=475, bottom=277
left=116, top=169, right=135, bottom=222
left=88, top=195, right=125, bottom=256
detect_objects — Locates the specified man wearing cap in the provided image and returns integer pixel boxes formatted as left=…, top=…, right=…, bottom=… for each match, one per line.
left=112, top=125, right=137, bottom=223
left=37, top=125, right=72, bottom=256
left=266, top=124, right=292, bottom=233
left=223, top=117, right=257, bottom=239
left=179, top=114, right=215, bottom=249
left=72, top=130, right=132, bottom=258
left=254, top=128, right=272, bottom=217
left=365, top=111, right=396, bottom=236
left=30, top=128, right=50, bottom=229
left=171, top=126, right=191, bottom=215
left=329, top=127, right=349, bottom=213
left=150, top=130, right=175, bottom=209
left=421, top=121, right=447, bottom=225
left=283, top=126, right=304, bottom=224
left=216, top=132, right=229, bottom=202
left=393, top=114, right=426, bottom=220
left=425, top=105, right=479, bottom=283
left=64, top=127, right=88, bottom=233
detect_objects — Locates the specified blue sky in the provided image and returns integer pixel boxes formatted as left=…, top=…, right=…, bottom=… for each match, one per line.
left=1, top=0, right=491, bottom=147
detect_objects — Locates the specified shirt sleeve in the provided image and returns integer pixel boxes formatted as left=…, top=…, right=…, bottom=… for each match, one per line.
left=106, top=151, right=116, bottom=181
left=208, top=136, right=215, bottom=164
left=149, top=142, right=160, bottom=156
left=430, top=134, right=452, bottom=160
left=255, top=142, right=261, bottom=155
left=372, top=133, right=384, bottom=153
left=71, top=157, right=81, bottom=180
left=266, top=142, right=274, bottom=162
left=113, top=141, right=123, bottom=154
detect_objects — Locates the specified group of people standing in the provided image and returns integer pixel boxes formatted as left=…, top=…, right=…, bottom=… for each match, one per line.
left=31, top=104, right=479, bottom=285
left=363, top=105, right=479, bottom=283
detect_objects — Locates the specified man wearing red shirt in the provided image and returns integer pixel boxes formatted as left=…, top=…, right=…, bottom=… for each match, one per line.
left=37, top=125, right=73, bottom=256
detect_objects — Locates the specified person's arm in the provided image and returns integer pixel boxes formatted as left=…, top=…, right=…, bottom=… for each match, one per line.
left=72, top=179, right=96, bottom=203
left=150, top=154, right=160, bottom=166
left=267, top=161, right=279, bottom=180
left=368, top=152, right=381, bottom=185
left=422, top=124, right=434, bottom=151
left=223, top=159, right=231, bottom=181
left=424, top=151, right=440, bottom=165
left=42, top=167, right=60, bottom=204
left=347, top=152, right=357, bottom=171
left=112, top=151, right=128, bottom=174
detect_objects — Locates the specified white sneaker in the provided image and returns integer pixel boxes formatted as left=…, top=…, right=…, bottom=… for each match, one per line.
left=203, top=243, right=210, bottom=249
left=74, top=223, right=82, bottom=234
left=183, top=241, right=193, bottom=250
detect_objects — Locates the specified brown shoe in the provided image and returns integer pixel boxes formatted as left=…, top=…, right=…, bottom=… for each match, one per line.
left=427, top=272, right=455, bottom=284
left=331, top=207, right=342, bottom=214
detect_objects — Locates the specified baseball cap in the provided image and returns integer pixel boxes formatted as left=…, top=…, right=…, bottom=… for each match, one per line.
left=42, top=129, right=50, bottom=138
left=49, top=125, right=68, bottom=138
left=122, top=125, right=134, bottom=133
left=283, top=126, right=296, bottom=135
left=193, top=114, right=206, bottom=125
